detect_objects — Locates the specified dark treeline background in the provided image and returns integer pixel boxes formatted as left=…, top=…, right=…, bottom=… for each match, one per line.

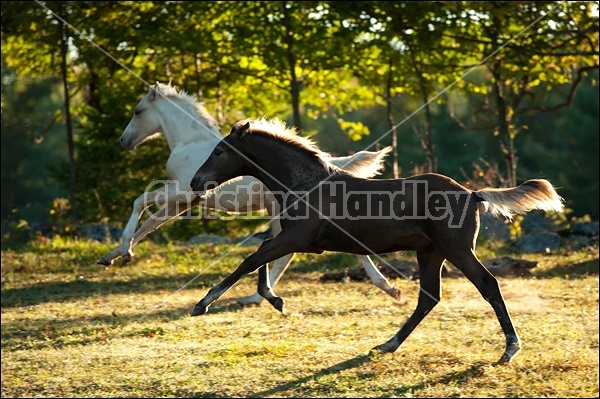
left=1, top=1, right=598, bottom=242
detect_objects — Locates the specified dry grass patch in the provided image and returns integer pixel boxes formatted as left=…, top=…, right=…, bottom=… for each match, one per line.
left=2, top=239, right=598, bottom=397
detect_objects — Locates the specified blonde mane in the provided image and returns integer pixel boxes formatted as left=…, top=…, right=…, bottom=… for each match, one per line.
left=245, top=117, right=351, bottom=176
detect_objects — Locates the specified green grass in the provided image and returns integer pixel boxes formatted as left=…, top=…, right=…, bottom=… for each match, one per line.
left=1, top=237, right=598, bottom=397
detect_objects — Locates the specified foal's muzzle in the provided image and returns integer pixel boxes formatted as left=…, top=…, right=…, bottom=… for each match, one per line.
left=120, top=136, right=135, bottom=151
left=190, top=176, right=217, bottom=192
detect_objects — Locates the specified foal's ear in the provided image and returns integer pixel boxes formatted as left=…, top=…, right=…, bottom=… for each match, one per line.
left=148, top=85, right=158, bottom=101
left=234, top=121, right=251, bottom=139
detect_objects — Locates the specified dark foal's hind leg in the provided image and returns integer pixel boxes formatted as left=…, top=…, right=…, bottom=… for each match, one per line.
left=257, top=264, right=285, bottom=313
left=445, top=249, right=521, bottom=364
left=372, top=250, right=445, bottom=353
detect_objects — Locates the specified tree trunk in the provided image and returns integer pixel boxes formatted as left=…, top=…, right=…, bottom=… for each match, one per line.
left=282, top=1, right=302, bottom=134
left=387, top=54, right=399, bottom=178
left=418, top=73, right=437, bottom=173
left=489, top=14, right=517, bottom=187
left=405, top=38, right=437, bottom=173
left=491, top=67, right=517, bottom=187
left=195, top=53, right=203, bottom=99
left=215, top=64, right=224, bottom=126
left=58, top=8, right=78, bottom=226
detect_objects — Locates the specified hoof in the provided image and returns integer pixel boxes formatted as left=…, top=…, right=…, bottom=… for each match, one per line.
left=97, top=257, right=113, bottom=266
left=371, top=340, right=398, bottom=354
left=270, top=297, right=285, bottom=313
left=389, top=287, right=401, bottom=301
left=497, top=354, right=511, bottom=365
left=366, top=348, right=386, bottom=359
left=121, top=253, right=133, bottom=265
left=496, top=341, right=521, bottom=364
left=191, top=304, right=208, bottom=317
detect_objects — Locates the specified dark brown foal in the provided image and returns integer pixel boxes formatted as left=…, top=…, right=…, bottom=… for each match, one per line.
left=189, top=118, right=563, bottom=364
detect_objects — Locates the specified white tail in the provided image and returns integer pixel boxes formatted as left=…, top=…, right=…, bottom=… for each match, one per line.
left=329, top=146, right=393, bottom=178
left=474, top=179, right=564, bottom=221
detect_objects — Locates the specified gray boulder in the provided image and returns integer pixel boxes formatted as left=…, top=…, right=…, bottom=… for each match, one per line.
left=233, top=235, right=265, bottom=246
left=478, top=213, right=511, bottom=242
left=520, top=211, right=557, bottom=234
left=514, top=232, right=561, bottom=253
left=571, top=222, right=599, bottom=237
left=564, top=234, right=591, bottom=249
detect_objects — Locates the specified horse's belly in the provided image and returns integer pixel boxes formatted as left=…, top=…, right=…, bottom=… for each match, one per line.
left=312, top=233, right=432, bottom=255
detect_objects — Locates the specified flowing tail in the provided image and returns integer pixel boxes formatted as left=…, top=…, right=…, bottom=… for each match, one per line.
left=473, top=179, right=564, bottom=220
left=328, top=146, right=393, bottom=178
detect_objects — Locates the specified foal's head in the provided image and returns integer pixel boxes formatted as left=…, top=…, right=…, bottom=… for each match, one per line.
left=120, top=82, right=218, bottom=150
left=190, top=120, right=253, bottom=192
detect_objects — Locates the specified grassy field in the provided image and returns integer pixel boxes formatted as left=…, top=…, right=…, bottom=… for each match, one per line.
left=1, top=236, right=598, bottom=397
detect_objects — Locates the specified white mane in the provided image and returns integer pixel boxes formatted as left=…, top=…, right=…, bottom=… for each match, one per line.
left=152, top=82, right=221, bottom=134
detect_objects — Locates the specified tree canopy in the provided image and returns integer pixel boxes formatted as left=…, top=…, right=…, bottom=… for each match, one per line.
left=1, top=1, right=598, bottom=236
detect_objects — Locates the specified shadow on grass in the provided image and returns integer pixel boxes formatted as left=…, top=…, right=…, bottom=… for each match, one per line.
left=0, top=273, right=227, bottom=309
left=248, top=354, right=374, bottom=397
left=1, top=296, right=246, bottom=350
left=248, top=354, right=490, bottom=397
left=393, top=361, right=488, bottom=396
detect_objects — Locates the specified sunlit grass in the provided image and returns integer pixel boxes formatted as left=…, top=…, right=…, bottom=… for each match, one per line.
left=1, top=238, right=598, bottom=397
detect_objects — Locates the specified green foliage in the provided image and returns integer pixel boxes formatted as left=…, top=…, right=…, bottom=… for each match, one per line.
left=1, top=1, right=598, bottom=242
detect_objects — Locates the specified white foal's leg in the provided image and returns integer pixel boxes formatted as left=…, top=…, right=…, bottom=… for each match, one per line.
left=358, top=255, right=401, bottom=300
left=119, top=199, right=199, bottom=265
left=99, top=181, right=195, bottom=265
left=237, top=196, right=296, bottom=307
left=98, top=188, right=164, bottom=265
left=127, top=199, right=197, bottom=248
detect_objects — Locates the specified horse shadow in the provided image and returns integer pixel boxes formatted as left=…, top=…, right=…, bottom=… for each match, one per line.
left=0, top=272, right=228, bottom=309
left=248, top=354, right=489, bottom=397
left=1, top=295, right=245, bottom=350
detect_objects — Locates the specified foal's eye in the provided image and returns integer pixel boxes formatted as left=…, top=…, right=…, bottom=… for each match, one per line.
left=134, top=109, right=142, bottom=116
left=214, top=149, right=223, bottom=156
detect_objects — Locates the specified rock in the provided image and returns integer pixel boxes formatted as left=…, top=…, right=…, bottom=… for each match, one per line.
left=520, top=211, right=557, bottom=234
left=478, top=213, right=511, bottom=242
left=513, top=232, right=561, bottom=253
left=384, top=259, right=419, bottom=280
left=572, top=222, right=599, bottom=237
left=483, top=256, right=538, bottom=277
left=320, top=271, right=349, bottom=283
left=233, top=235, right=265, bottom=246
left=564, top=234, right=591, bottom=250
left=188, top=234, right=230, bottom=245
left=75, top=224, right=123, bottom=242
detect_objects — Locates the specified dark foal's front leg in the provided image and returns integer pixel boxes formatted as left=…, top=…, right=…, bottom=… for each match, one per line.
left=191, top=235, right=301, bottom=316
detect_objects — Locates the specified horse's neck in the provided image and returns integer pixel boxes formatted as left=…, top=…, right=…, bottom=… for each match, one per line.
left=246, top=137, right=330, bottom=193
left=160, top=102, right=221, bottom=151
